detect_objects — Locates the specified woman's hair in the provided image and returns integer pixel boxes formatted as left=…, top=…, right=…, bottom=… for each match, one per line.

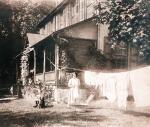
left=72, top=72, right=78, bottom=77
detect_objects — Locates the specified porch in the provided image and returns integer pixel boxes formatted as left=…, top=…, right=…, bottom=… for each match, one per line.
left=25, top=18, right=129, bottom=104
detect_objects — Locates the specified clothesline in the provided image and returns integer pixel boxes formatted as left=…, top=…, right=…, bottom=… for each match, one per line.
left=47, top=57, right=122, bottom=73
left=0, top=88, right=10, bottom=91
left=46, top=57, right=87, bottom=72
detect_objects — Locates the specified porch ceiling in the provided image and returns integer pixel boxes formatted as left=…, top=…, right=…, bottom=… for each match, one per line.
left=27, top=33, right=49, bottom=47
left=56, top=20, right=98, bottom=40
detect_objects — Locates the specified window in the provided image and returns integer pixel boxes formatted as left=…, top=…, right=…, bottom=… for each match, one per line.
left=45, top=44, right=55, bottom=72
left=60, top=10, right=64, bottom=28
left=29, top=51, right=34, bottom=71
left=36, top=49, right=44, bottom=74
left=80, top=0, right=85, bottom=21
left=76, top=0, right=79, bottom=13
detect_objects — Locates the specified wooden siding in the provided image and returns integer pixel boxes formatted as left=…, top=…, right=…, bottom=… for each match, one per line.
left=60, top=20, right=97, bottom=40
left=35, top=73, right=43, bottom=81
left=67, top=39, right=95, bottom=68
left=45, top=72, right=55, bottom=82
left=39, top=0, right=97, bottom=35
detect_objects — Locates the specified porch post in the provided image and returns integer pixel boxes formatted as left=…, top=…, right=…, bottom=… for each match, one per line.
left=97, top=24, right=108, bottom=52
left=33, top=49, right=36, bottom=82
left=55, top=44, right=59, bottom=86
left=97, top=24, right=101, bottom=50
left=43, top=49, right=46, bottom=82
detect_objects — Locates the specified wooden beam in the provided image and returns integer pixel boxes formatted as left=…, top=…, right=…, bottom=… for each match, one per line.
left=55, top=44, right=59, bottom=86
left=43, top=49, right=46, bottom=82
left=33, top=49, right=36, bottom=82
left=59, top=36, right=97, bottom=41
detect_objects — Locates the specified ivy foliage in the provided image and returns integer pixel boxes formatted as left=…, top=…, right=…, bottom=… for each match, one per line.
left=94, top=0, right=150, bottom=63
left=85, top=43, right=108, bottom=70
left=12, top=1, right=53, bottom=37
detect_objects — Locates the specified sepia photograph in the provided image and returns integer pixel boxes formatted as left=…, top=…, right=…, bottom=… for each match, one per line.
left=0, top=0, right=150, bottom=126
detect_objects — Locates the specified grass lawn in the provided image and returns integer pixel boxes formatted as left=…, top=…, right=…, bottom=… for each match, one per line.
left=0, top=97, right=150, bottom=127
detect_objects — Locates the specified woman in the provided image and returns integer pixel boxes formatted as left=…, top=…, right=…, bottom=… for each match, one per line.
left=68, top=72, right=80, bottom=106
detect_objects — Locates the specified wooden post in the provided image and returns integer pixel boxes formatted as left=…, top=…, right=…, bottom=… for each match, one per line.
left=43, top=49, right=46, bottom=82
left=33, top=49, right=36, bottom=82
left=97, top=24, right=101, bottom=50
left=127, top=42, right=135, bottom=109
left=16, top=61, right=18, bottom=83
left=55, top=44, right=59, bottom=86
left=128, top=42, right=131, bottom=70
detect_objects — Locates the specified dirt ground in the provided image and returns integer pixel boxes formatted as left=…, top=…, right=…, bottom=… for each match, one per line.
left=0, top=97, right=150, bottom=127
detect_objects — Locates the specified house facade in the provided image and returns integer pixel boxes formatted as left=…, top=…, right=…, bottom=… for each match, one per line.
left=26, top=0, right=130, bottom=87
left=22, top=0, right=150, bottom=109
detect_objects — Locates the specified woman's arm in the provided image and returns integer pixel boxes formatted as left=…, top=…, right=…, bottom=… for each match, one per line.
left=78, top=79, right=80, bottom=87
left=68, top=79, right=72, bottom=87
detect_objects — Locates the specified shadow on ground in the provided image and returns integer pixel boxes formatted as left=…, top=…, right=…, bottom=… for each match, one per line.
left=0, top=99, right=12, bottom=103
left=0, top=96, right=17, bottom=103
left=123, top=110, right=150, bottom=118
left=0, top=109, right=107, bottom=127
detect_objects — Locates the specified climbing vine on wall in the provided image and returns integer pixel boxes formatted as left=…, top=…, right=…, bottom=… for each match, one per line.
left=86, top=44, right=108, bottom=70
left=20, top=47, right=30, bottom=86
